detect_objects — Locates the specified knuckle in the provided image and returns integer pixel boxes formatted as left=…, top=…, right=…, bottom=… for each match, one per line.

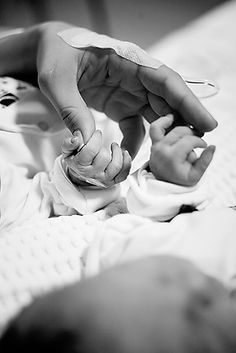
left=151, top=141, right=168, bottom=156
left=149, top=121, right=158, bottom=135
left=85, top=144, right=98, bottom=157
left=92, top=170, right=101, bottom=180
left=98, top=172, right=110, bottom=186
left=80, top=151, right=95, bottom=165
left=111, top=161, right=122, bottom=174
left=178, top=93, right=188, bottom=111
left=60, top=108, right=80, bottom=133
left=98, top=148, right=111, bottom=164
left=182, top=135, right=195, bottom=145
left=106, top=164, right=120, bottom=178
left=160, top=75, right=169, bottom=92
left=161, top=68, right=178, bottom=88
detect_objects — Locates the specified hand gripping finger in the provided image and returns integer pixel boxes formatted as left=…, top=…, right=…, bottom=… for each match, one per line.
left=74, top=130, right=102, bottom=166
left=149, top=114, right=174, bottom=143
left=61, top=131, right=84, bottom=157
left=105, top=143, right=124, bottom=180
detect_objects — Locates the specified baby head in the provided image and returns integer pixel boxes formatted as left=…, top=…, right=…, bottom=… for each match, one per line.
left=1, top=256, right=236, bottom=353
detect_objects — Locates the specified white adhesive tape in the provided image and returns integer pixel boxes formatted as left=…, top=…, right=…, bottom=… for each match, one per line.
left=58, top=27, right=162, bottom=69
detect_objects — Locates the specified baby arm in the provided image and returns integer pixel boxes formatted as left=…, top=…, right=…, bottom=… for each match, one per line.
left=62, top=130, right=131, bottom=189
left=0, top=132, right=130, bottom=230
left=149, top=115, right=215, bottom=186
left=126, top=114, right=215, bottom=220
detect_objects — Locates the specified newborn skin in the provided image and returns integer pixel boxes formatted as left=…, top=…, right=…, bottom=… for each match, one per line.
left=149, top=115, right=215, bottom=186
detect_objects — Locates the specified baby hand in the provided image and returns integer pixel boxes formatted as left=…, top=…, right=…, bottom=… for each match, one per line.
left=149, top=115, right=215, bottom=186
left=62, top=130, right=131, bottom=188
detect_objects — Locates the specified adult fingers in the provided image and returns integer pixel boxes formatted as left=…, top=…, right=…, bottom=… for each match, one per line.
left=74, top=130, right=102, bottom=166
left=141, top=105, right=159, bottom=124
left=37, top=36, right=95, bottom=141
left=119, top=115, right=145, bottom=159
left=139, top=65, right=217, bottom=133
left=189, top=145, right=215, bottom=183
left=149, top=115, right=174, bottom=143
left=147, top=92, right=172, bottom=118
left=141, top=94, right=172, bottom=125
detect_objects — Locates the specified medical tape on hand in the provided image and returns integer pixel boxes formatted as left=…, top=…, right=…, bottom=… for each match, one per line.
left=58, top=28, right=163, bottom=188
left=58, top=27, right=163, bottom=69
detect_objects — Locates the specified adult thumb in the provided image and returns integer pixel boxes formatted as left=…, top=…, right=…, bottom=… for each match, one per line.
left=40, top=74, right=95, bottom=142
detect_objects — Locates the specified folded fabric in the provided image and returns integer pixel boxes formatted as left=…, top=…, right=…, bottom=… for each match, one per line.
left=127, top=163, right=211, bottom=221
left=0, top=156, right=119, bottom=231
left=84, top=207, right=236, bottom=290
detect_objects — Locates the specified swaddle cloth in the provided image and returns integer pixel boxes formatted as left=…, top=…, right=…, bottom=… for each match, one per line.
left=58, top=27, right=163, bottom=69
left=127, top=163, right=211, bottom=221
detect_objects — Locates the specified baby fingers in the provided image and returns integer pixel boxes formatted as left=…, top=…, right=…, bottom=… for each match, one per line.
left=175, top=135, right=207, bottom=157
left=163, top=125, right=194, bottom=145
left=73, top=130, right=102, bottom=166
left=92, top=147, right=112, bottom=171
left=105, top=144, right=131, bottom=184
left=188, top=145, right=215, bottom=183
left=149, top=114, right=174, bottom=143
left=61, top=131, right=84, bottom=157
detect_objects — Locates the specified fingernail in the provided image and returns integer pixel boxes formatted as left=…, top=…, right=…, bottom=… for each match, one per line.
left=73, top=130, right=82, bottom=137
left=209, top=145, right=216, bottom=152
left=71, top=137, right=78, bottom=143
left=207, top=116, right=218, bottom=131
left=213, top=119, right=218, bottom=128
left=125, top=150, right=131, bottom=158
left=165, top=114, right=174, bottom=121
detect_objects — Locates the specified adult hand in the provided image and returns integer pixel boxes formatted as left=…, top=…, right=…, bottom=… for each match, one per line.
left=0, top=22, right=217, bottom=159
